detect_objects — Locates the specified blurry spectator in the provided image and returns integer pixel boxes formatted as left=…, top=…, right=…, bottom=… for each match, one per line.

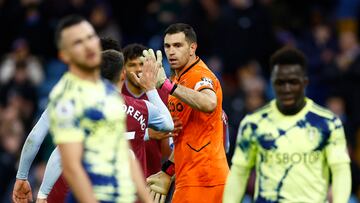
left=216, top=0, right=277, bottom=74
left=224, top=60, right=266, bottom=166
left=146, top=0, right=182, bottom=32
left=89, top=2, right=122, bottom=46
left=0, top=60, right=38, bottom=132
left=335, top=0, right=359, bottom=34
left=325, top=31, right=360, bottom=128
left=0, top=106, right=24, bottom=199
left=20, top=1, right=54, bottom=57
left=181, top=0, right=221, bottom=58
left=145, top=0, right=184, bottom=48
left=298, top=23, right=337, bottom=104
left=0, top=38, right=44, bottom=86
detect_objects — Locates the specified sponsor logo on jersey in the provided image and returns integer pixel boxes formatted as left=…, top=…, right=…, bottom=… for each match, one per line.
left=168, top=101, right=184, bottom=112
left=263, top=151, right=321, bottom=164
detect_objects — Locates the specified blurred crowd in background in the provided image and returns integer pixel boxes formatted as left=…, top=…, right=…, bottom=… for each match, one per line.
left=1, top=0, right=360, bottom=202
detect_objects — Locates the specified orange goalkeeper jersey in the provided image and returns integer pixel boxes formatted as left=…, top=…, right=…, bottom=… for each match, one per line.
left=169, top=57, right=229, bottom=188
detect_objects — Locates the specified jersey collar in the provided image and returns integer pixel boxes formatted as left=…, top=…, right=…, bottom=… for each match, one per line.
left=175, top=57, right=201, bottom=81
left=272, top=97, right=313, bottom=120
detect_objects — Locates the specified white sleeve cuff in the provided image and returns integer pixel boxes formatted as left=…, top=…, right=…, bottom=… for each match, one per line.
left=37, top=191, right=48, bottom=199
left=143, top=128, right=150, bottom=141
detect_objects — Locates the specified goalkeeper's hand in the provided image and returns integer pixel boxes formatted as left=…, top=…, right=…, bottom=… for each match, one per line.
left=142, top=49, right=167, bottom=88
left=146, top=171, right=172, bottom=203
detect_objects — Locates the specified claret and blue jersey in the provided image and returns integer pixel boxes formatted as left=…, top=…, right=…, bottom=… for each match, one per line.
left=234, top=98, right=350, bottom=203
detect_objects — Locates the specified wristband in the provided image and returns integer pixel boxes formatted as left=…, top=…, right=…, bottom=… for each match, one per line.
left=161, top=79, right=177, bottom=95
left=161, top=160, right=175, bottom=176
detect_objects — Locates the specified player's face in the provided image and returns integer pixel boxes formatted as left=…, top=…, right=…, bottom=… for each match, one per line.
left=164, top=32, right=196, bottom=70
left=271, top=64, right=308, bottom=113
left=125, top=57, right=143, bottom=88
left=59, top=21, right=101, bottom=71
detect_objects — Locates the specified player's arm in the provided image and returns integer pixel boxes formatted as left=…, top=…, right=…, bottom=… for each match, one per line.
left=129, top=155, right=153, bottom=203
left=58, top=143, right=97, bottom=203
left=142, top=48, right=217, bottom=112
left=223, top=148, right=252, bottom=203
left=13, top=108, right=50, bottom=203
left=330, top=163, right=351, bottom=203
left=223, top=118, right=257, bottom=203
left=172, top=85, right=217, bottom=113
left=37, top=147, right=62, bottom=200
left=325, top=117, right=351, bottom=203
left=144, top=91, right=174, bottom=131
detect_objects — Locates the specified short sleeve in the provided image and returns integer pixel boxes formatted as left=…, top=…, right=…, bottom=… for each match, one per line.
left=325, top=117, right=350, bottom=165
left=191, top=70, right=216, bottom=92
left=49, top=98, right=85, bottom=144
left=232, top=116, right=258, bottom=168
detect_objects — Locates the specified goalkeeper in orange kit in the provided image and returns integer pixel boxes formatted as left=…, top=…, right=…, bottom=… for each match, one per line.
left=147, top=23, right=229, bottom=203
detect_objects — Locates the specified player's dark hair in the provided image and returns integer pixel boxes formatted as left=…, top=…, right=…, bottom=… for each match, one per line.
left=270, top=47, right=307, bottom=75
left=101, top=50, right=124, bottom=83
left=164, top=23, right=197, bottom=44
left=54, top=15, right=86, bottom=49
left=122, top=43, right=147, bottom=63
left=101, top=37, right=121, bottom=51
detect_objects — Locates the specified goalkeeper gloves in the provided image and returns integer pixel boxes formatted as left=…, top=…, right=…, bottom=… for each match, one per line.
left=147, top=160, right=175, bottom=203
left=142, top=49, right=166, bottom=87
left=146, top=171, right=172, bottom=203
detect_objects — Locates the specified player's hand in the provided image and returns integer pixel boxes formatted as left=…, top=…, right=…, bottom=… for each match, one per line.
left=131, top=50, right=159, bottom=91
left=12, top=179, right=33, bottom=203
left=142, top=49, right=167, bottom=88
left=35, top=198, right=47, bottom=203
left=146, top=171, right=171, bottom=203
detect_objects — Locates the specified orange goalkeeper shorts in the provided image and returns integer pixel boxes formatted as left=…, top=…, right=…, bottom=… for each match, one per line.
left=171, top=184, right=225, bottom=203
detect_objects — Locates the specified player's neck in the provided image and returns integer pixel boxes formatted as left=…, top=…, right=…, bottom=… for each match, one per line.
left=277, top=99, right=307, bottom=115
left=175, top=55, right=197, bottom=76
left=125, top=79, right=144, bottom=96
left=116, top=80, right=124, bottom=91
left=69, top=65, right=100, bottom=83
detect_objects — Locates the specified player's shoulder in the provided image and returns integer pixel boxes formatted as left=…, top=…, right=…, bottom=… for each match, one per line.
left=49, top=73, right=75, bottom=101
left=307, top=99, right=336, bottom=120
left=244, top=101, right=273, bottom=122
left=122, top=94, right=148, bottom=111
left=193, top=59, right=217, bottom=78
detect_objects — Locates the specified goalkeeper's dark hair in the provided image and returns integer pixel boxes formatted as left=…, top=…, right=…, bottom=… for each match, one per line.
left=54, top=14, right=86, bottom=49
left=101, top=37, right=121, bottom=51
left=122, top=43, right=147, bottom=63
left=164, top=23, right=197, bottom=44
left=270, top=47, right=307, bottom=75
left=101, top=50, right=124, bottom=83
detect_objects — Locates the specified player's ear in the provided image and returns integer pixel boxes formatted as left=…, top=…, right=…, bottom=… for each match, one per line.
left=120, top=69, right=126, bottom=82
left=59, top=51, right=70, bottom=64
left=189, top=42, right=197, bottom=56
